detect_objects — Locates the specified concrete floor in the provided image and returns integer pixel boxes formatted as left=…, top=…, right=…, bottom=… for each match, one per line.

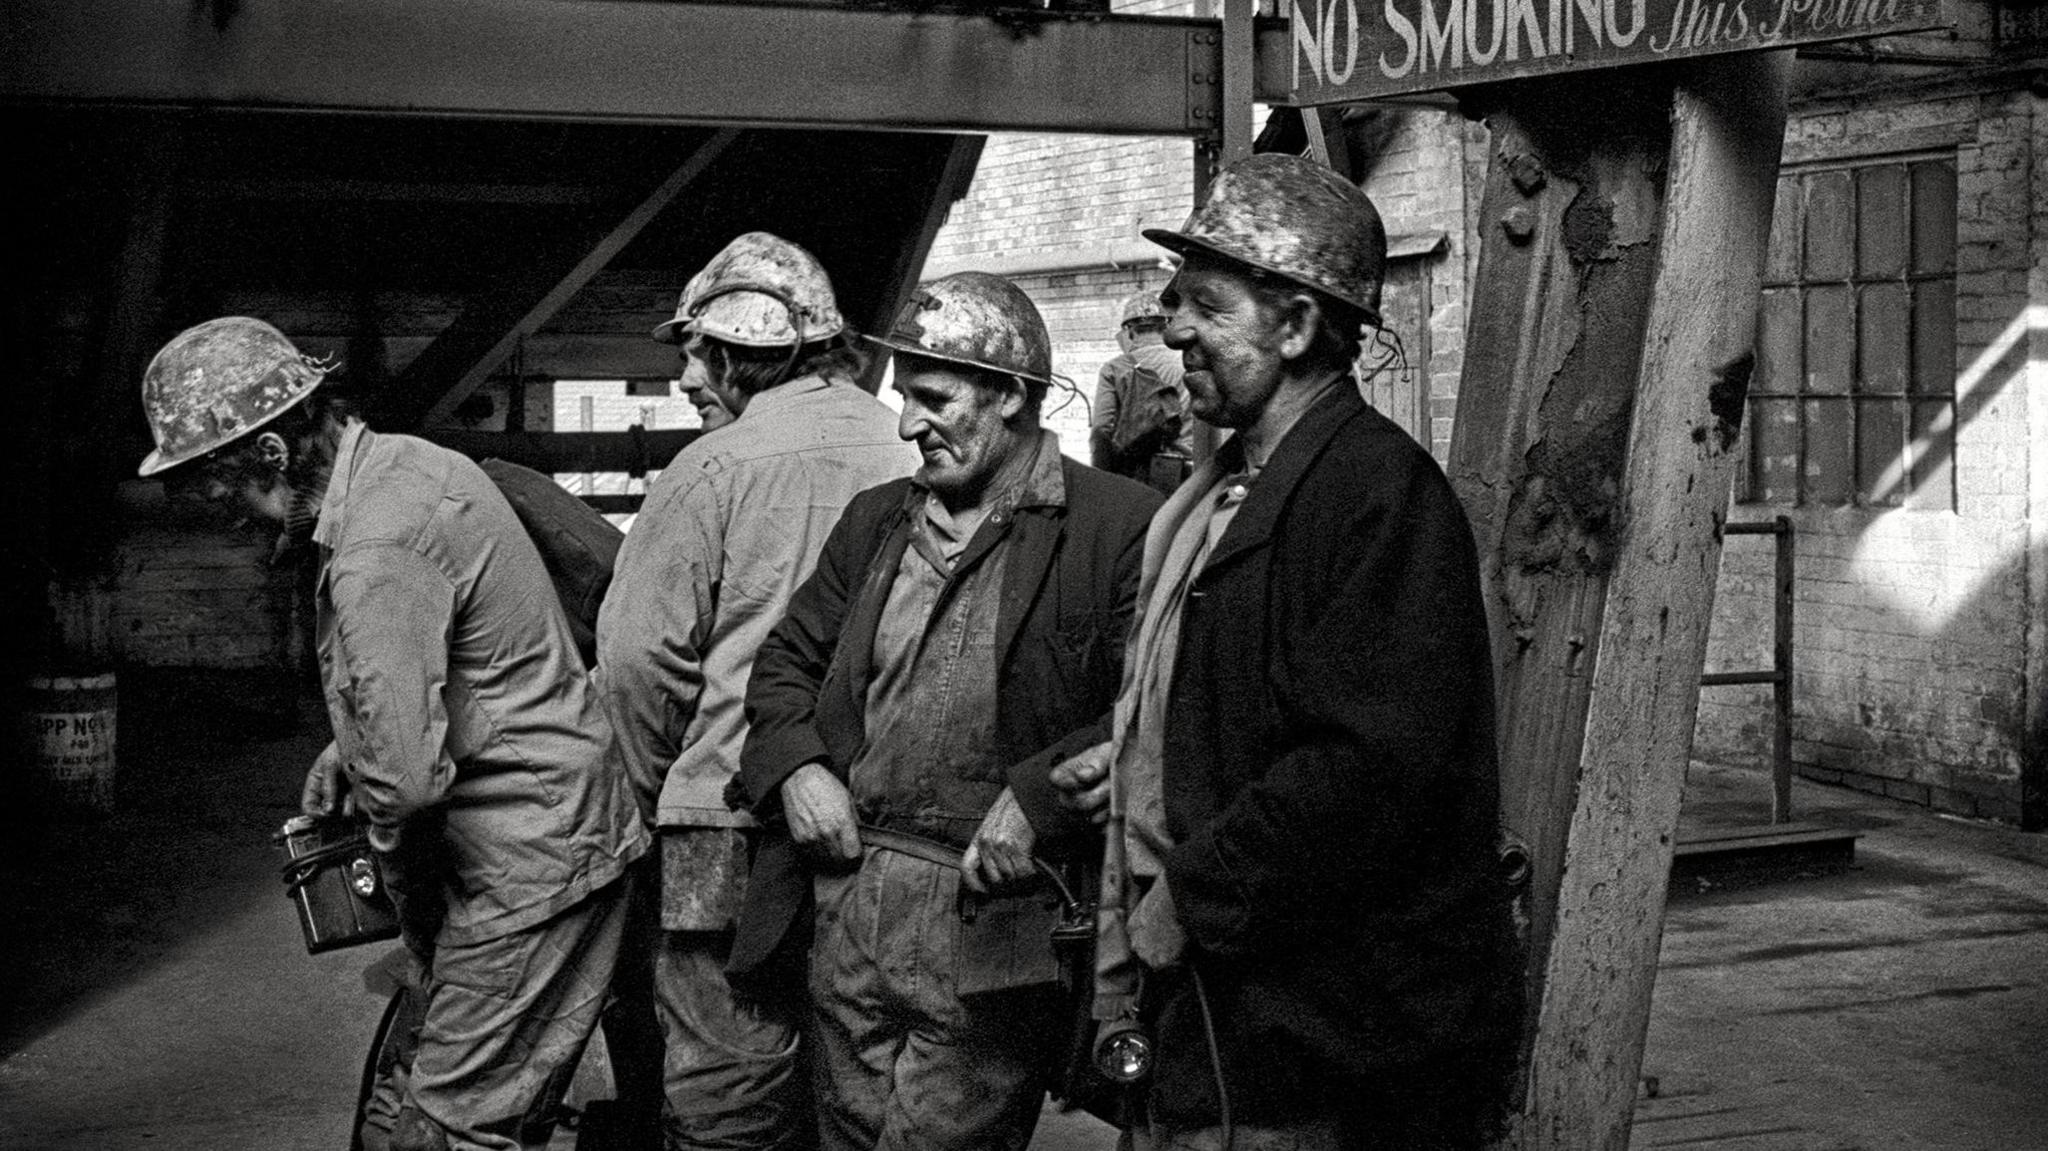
left=1633, top=760, right=2048, bottom=1151
left=2, top=683, right=2042, bottom=1150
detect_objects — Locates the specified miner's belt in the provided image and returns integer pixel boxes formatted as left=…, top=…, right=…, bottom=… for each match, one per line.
left=856, top=824, right=1086, bottom=917
left=857, top=824, right=966, bottom=869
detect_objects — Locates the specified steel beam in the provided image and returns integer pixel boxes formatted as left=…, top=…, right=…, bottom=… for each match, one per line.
left=194, top=178, right=621, bottom=206
left=408, top=129, right=739, bottom=430
left=0, top=0, right=1286, bottom=138
left=289, top=333, right=683, bottom=381
left=860, top=135, right=984, bottom=392
left=1220, top=0, right=1255, bottom=162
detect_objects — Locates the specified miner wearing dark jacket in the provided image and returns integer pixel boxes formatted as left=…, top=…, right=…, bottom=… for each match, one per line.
left=727, top=272, right=1162, bottom=1150
left=1052, top=154, right=1522, bottom=1149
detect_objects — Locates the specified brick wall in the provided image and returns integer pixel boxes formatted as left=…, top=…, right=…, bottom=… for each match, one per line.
left=1693, top=86, right=2045, bottom=825
left=106, top=482, right=292, bottom=671
left=926, top=126, right=1193, bottom=458
left=1356, top=106, right=1484, bottom=460
left=926, top=98, right=1484, bottom=460
left=930, top=133, right=1196, bottom=270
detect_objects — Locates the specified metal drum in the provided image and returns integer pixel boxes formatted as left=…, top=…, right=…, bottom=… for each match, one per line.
left=21, top=672, right=117, bottom=816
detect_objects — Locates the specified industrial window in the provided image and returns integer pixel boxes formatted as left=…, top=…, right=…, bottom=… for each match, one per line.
left=1743, top=155, right=1957, bottom=509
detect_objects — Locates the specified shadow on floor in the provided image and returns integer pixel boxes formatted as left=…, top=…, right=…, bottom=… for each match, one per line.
left=2, top=668, right=319, bottom=1056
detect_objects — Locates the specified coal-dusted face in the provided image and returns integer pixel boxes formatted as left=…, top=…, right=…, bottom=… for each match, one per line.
left=163, top=433, right=294, bottom=526
left=677, top=348, right=738, bottom=432
left=1158, top=255, right=1290, bottom=431
left=891, top=355, right=1029, bottom=511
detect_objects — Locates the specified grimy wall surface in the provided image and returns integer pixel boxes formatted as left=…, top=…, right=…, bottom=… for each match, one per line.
left=926, top=85, right=1492, bottom=462
left=925, top=130, right=1197, bottom=460
left=1694, top=80, right=2046, bottom=827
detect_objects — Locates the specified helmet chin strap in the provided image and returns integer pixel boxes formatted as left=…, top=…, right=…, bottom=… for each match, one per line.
left=690, top=280, right=810, bottom=389
left=776, top=309, right=807, bottom=388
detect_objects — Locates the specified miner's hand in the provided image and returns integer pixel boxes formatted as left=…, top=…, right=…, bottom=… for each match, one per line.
left=301, top=741, right=354, bottom=819
left=781, top=761, right=861, bottom=867
left=1049, top=741, right=1113, bottom=825
left=962, top=788, right=1037, bottom=896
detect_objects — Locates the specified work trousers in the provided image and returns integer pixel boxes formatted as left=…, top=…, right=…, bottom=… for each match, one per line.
left=808, top=848, right=1061, bottom=1151
left=405, top=875, right=631, bottom=1151
left=653, top=928, right=809, bottom=1149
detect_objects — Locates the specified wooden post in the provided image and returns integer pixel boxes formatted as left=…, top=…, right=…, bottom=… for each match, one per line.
left=1448, top=68, right=1678, bottom=1039
left=1450, top=55, right=1790, bottom=1149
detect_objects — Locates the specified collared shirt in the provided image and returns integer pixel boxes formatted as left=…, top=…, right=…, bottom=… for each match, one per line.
left=314, top=421, right=648, bottom=945
left=848, top=430, right=1066, bottom=847
left=596, top=372, right=917, bottom=829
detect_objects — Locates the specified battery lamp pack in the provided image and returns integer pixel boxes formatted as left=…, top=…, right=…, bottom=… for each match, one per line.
left=276, top=814, right=400, bottom=954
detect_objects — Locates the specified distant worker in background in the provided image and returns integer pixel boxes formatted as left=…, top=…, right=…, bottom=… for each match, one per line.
left=596, top=232, right=918, bottom=1149
left=1088, top=288, right=1192, bottom=497
left=137, top=317, right=648, bottom=1151
left=1052, top=154, right=1523, bottom=1149
left=727, top=272, right=1162, bottom=1150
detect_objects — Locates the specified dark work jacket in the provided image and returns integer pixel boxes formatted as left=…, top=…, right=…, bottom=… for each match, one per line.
left=1148, top=387, right=1521, bottom=1138
left=727, top=455, right=1162, bottom=985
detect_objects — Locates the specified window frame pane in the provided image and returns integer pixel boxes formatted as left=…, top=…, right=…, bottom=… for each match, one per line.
left=1743, top=153, right=1956, bottom=511
left=1856, top=164, right=1908, bottom=280
left=1857, top=281, right=1910, bottom=395
left=1802, top=396, right=1854, bottom=507
left=1855, top=397, right=1907, bottom=507
left=1910, top=279, right=1956, bottom=397
left=1803, top=170, right=1855, bottom=282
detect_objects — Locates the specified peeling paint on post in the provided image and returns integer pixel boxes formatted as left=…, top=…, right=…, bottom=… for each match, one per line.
left=1448, top=78, right=1674, bottom=1002
left=1446, top=57, right=1788, bottom=1148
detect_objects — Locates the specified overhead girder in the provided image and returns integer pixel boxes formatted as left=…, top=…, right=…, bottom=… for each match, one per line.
left=0, top=0, right=1294, bottom=138
left=392, top=129, right=740, bottom=430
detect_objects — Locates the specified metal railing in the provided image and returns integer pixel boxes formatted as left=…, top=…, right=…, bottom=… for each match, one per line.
left=1700, top=516, right=1795, bottom=823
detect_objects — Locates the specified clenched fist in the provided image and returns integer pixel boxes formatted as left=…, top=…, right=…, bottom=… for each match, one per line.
left=1048, top=741, right=1113, bottom=825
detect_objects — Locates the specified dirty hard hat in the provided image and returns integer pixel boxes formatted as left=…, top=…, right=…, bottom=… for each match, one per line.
left=868, top=272, right=1053, bottom=386
left=1118, top=289, right=1167, bottom=329
left=652, top=231, right=846, bottom=348
left=137, top=317, right=327, bottom=477
left=1144, top=154, right=1386, bottom=324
